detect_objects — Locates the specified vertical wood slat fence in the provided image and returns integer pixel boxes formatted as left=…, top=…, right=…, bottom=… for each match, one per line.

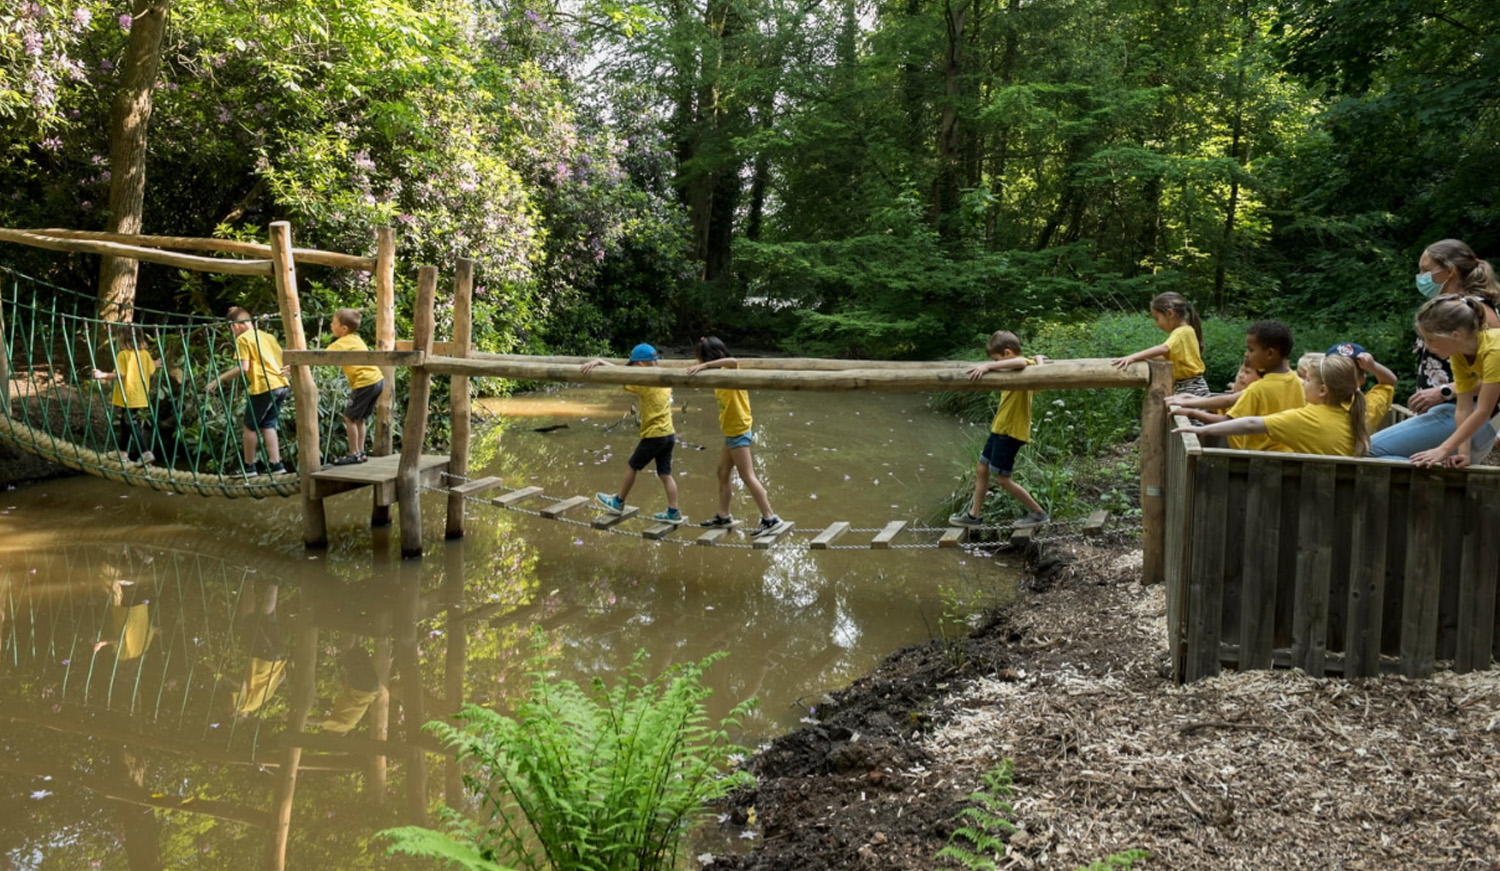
left=1166, top=416, right=1500, bottom=683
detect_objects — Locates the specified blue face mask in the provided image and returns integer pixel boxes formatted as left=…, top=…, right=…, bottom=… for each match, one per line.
left=1415, top=270, right=1444, bottom=298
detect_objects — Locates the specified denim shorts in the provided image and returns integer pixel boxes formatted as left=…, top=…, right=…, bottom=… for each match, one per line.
left=627, top=434, right=676, bottom=474
left=245, top=387, right=290, bottom=431
left=980, top=433, right=1026, bottom=477
left=725, top=431, right=754, bottom=449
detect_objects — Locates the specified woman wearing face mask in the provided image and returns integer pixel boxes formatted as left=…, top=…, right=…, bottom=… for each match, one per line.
left=1368, top=238, right=1500, bottom=460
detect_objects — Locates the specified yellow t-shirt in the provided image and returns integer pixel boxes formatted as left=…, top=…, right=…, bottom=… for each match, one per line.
left=1364, top=384, right=1394, bottom=431
left=1225, top=371, right=1305, bottom=451
left=326, top=333, right=383, bottom=390
left=989, top=358, right=1035, bottom=443
left=1262, top=403, right=1357, bottom=456
left=714, top=389, right=753, bottom=438
left=235, top=328, right=289, bottom=395
left=1450, top=329, right=1500, bottom=395
left=111, top=349, right=157, bottom=409
left=107, top=604, right=156, bottom=661
left=624, top=384, right=674, bottom=438
left=1165, top=325, right=1205, bottom=380
left=233, top=657, right=288, bottom=714
left=318, top=684, right=380, bottom=733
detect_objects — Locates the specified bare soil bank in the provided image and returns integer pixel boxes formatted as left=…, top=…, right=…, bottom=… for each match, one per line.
left=710, top=536, right=1500, bottom=871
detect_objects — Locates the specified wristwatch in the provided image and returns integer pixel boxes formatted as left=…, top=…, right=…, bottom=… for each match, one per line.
left=1439, top=384, right=1456, bottom=401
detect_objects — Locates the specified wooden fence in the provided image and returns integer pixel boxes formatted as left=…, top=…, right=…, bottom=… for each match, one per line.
left=1165, top=417, right=1500, bottom=683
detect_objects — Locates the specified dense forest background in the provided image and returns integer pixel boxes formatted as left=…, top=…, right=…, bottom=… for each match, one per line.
left=3, top=0, right=1498, bottom=373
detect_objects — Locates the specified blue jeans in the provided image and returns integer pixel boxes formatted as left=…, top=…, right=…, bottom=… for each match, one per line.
left=1368, top=403, right=1497, bottom=461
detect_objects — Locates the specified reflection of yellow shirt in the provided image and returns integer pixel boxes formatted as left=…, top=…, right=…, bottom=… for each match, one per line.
left=1225, top=372, right=1304, bottom=451
left=235, top=328, right=289, bottom=395
left=624, top=384, right=674, bottom=438
left=327, top=333, right=383, bottom=389
left=1165, top=325, right=1205, bottom=380
left=1263, top=403, right=1357, bottom=456
left=111, top=349, right=157, bottom=409
left=1451, top=330, right=1500, bottom=395
left=318, top=684, right=380, bottom=733
left=989, top=359, right=1035, bottom=443
left=107, top=604, right=156, bottom=661
left=233, top=658, right=288, bottom=714
left=1365, top=384, right=1395, bottom=431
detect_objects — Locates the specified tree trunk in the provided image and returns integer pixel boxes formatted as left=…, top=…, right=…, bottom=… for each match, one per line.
left=986, top=0, right=1021, bottom=249
left=98, top=0, right=170, bottom=324
left=934, top=0, right=967, bottom=243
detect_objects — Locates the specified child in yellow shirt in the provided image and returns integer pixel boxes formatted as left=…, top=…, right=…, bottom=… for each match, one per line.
left=1175, top=355, right=1370, bottom=456
left=1111, top=292, right=1208, bottom=395
left=582, top=344, right=682, bottom=523
left=93, top=324, right=159, bottom=465
left=207, top=306, right=291, bottom=475
left=326, top=308, right=385, bottom=465
left=1169, top=321, right=1303, bottom=451
left=1410, top=296, right=1500, bottom=468
left=948, top=330, right=1050, bottom=528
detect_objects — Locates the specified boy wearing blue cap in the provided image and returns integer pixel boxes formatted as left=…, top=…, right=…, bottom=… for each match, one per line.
left=581, top=344, right=683, bottom=523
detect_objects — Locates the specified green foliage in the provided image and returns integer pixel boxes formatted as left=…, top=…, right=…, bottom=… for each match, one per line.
left=382, top=630, right=755, bottom=871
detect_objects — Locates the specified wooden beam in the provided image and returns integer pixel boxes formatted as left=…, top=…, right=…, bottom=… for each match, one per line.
left=870, top=521, right=907, bottom=549
left=271, top=222, right=325, bottom=550
left=449, top=476, right=502, bottom=497
left=282, top=349, right=425, bottom=367
left=492, top=486, right=544, bottom=507
left=1081, top=510, right=1111, bottom=536
left=0, top=227, right=274, bottom=275
left=398, top=266, right=438, bottom=558
left=446, top=258, right=475, bottom=540
left=810, top=521, right=851, bottom=549
left=25, top=227, right=377, bottom=270
left=469, top=351, right=975, bottom=370
left=421, top=356, right=1152, bottom=392
left=938, top=527, right=967, bottom=548
left=1139, top=361, right=1172, bottom=585
left=539, top=495, right=590, bottom=518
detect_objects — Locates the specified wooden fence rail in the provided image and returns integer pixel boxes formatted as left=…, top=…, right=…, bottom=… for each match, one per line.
left=1166, top=416, right=1500, bottom=683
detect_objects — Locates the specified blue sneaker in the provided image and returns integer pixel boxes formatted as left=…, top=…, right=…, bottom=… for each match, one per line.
left=653, top=508, right=684, bottom=524
left=595, top=493, right=625, bottom=515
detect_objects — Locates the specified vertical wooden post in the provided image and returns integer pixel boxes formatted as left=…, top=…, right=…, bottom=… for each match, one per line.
left=267, top=596, right=318, bottom=871
left=395, top=559, right=427, bottom=823
left=442, top=539, right=468, bottom=806
left=372, top=226, right=397, bottom=528
left=397, top=266, right=437, bottom=559
left=445, top=259, right=474, bottom=540
left=269, top=221, right=326, bottom=548
left=0, top=302, right=10, bottom=414
left=365, top=630, right=391, bottom=803
left=1140, top=361, right=1171, bottom=586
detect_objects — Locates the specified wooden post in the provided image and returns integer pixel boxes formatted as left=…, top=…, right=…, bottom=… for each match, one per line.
left=395, top=559, right=427, bottom=823
left=365, top=632, right=392, bottom=803
left=445, top=258, right=474, bottom=540
left=443, top=539, right=467, bottom=806
left=267, top=599, right=318, bottom=871
left=1139, top=361, right=1171, bottom=585
left=269, top=221, right=325, bottom=548
left=397, top=266, right=437, bottom=559
left=0, top=302, right=9, bottom=414
left=372, top=226, right=396, bottom=527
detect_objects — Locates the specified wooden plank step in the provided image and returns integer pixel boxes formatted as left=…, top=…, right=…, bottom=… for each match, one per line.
left=449, top=476, right=503, bottom=497
left=870, top=521, right=907, bottom=549
left=696, top=528, right=730, bottom=546
left=493, top=486, right=544, bottom=508
left=591, top=506, right=638, bottom=529
left=642, top=520, right=684, bottom=540
left=810, top=522, right=851, bottom=550
left=938, top=527, right=967, bottom=548
left=752, top=522, right=795, bottom=550
left=1081, top=510, right=1111, bottom=536
left=1010, top=524, right=1037, bottom=546
left=539, top=495, right=590, bottom=518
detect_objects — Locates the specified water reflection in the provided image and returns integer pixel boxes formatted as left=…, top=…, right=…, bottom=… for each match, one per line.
left=0, top=389, right=1018, bottom=868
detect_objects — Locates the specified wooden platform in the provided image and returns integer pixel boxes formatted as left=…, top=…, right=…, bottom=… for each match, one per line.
left=309, top=454, right=449, bottom=501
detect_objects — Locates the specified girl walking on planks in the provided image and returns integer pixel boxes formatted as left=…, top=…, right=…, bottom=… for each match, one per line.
left=1111, top=292, right=1210, bottom=396
left=685, top=337, right=791, bottom=537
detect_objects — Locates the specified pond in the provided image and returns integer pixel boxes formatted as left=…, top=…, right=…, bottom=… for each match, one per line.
left=0, top=385, right=1021, bottom=869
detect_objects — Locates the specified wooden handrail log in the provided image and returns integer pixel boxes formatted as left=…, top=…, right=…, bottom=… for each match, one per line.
left=283, top=349, right=425, bottom=367
left=466, top=351, right=975, bottom=370
left=420, top=356, right=1152, bottom=391
left=25, top=227, right=377, bottom=271
left=0, top=228, right=273, bottom=276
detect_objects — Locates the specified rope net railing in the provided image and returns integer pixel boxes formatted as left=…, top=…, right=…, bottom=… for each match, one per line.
left=0, top=267, right=358, bottom=498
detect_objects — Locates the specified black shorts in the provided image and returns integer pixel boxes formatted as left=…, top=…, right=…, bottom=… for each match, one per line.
left=980, top=433, right=1026, bottom=477
left=627, top=435, right=676, bottom=475
left=245, top=387, right=290, bottom=431
left=344, top=380, right=383, bottom=421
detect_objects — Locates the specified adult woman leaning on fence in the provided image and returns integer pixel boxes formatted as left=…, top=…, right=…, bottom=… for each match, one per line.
left=1368, top=239, right=1500, bottom=462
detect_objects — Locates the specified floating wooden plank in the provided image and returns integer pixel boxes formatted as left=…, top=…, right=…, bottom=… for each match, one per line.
left=1081, top=510, right=1111, bottom=536
left=493, top=486, right=544, bottom=508
left=810, top=522, right=851, bottom=549
left=539, top=495, right=589, bottom=518
left=1291, top=462, right=1336, bottom=676
left=696, top=528, right=730, bottom=546
left=591, top=507, right=638, bottom=529
left=641, top=521, right=682, bottom=540
left=1239, top=457, right=1282, bottom=671
left=752, top=522, right=795, bottom=549
left=449, top=476, right=502, bottom=497
left=938, top=527, right=967, bottom=548
left=869, top=521, right=907, bottom=549
left=1010, top=525, right=1037, bottom=546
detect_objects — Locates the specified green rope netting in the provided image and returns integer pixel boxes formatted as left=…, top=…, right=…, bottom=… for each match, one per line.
left=1, top=266, right=353, bottom=498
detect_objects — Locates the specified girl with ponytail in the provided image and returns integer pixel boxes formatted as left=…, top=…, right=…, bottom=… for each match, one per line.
left=1172, top=355, right=1371, bottom=456
left=1112, top=292, right=1210, bottom=396
left=1409, top=295, right=1500, bottom=468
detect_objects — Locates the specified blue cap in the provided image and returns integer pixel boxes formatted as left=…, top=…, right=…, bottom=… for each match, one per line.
left=628, top=343, right=660, bottom=363
left=1326, top=342, right=1365, bottom=358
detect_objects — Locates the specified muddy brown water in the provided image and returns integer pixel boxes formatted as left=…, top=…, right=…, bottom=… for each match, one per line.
left=0, top=386, right=1021, bottom=868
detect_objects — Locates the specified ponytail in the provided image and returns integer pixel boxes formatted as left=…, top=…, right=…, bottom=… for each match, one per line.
left=1415, top=294, right=1487, bottom=338
left=695, top=336, right=731, bottom=364
left=1150, top=292, right=1203, bottom=351
left=1316, top=355, right=1369, bottom=457
left=1424, top=238, right=1500, bottom=310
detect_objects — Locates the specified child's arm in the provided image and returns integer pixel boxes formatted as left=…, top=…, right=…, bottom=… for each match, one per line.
left=1355, top=353, right=1397, bottom=387
left=206, top=362, right=246, bottom=393
left=1164, top=392, right=1237, bottom=411
left=1169, top=407, right=1231, bottom=425
left=1111, top=343, right=1171, bottom=370
left=1411, top=381, right=1500, bottom=468
left=965, top=356, right=1030, bottom=380
left=580, top=358, right=616, bottom=373
left=1171, top=416, right=1268, bottom=438
left=686, top=357, right=738, bottom=375
left=92, top=368, right=116, bottom=383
